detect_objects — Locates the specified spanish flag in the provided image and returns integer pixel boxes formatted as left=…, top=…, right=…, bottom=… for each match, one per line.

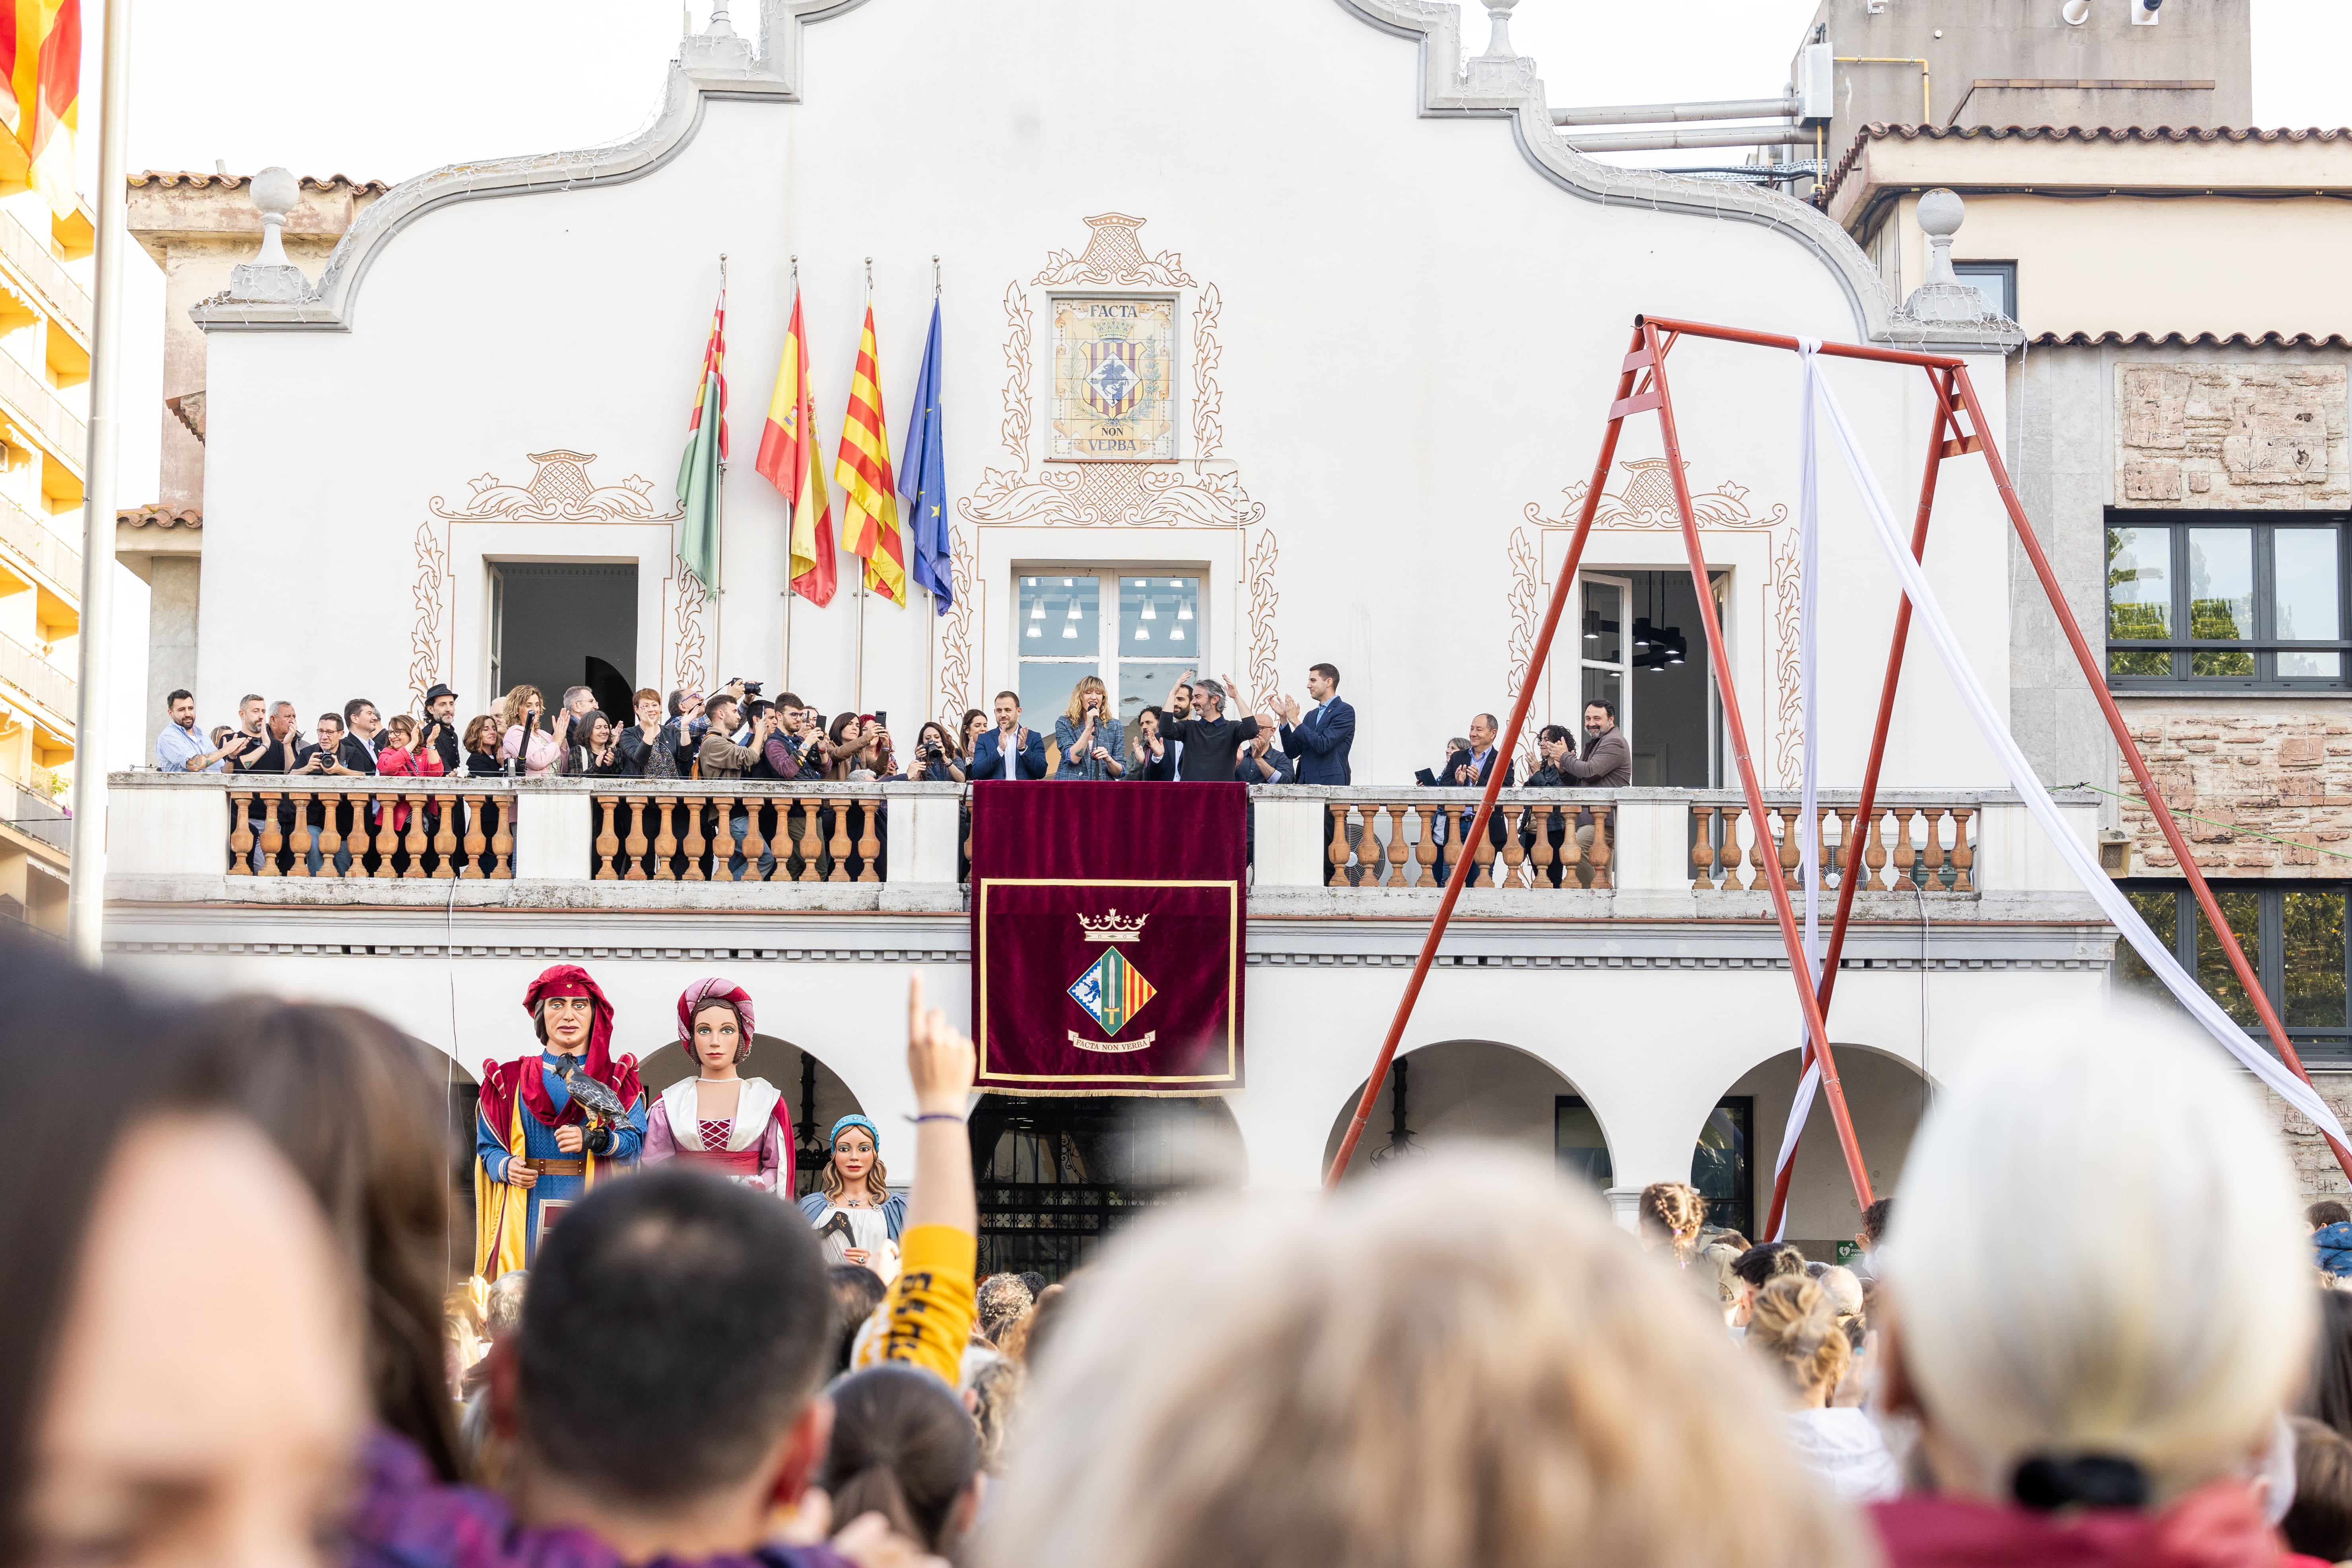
left=833, top=304, right=906, bottom=606
left=755, top=288, right=837, bottom=606
left=0, top=0, right=75, bottom=218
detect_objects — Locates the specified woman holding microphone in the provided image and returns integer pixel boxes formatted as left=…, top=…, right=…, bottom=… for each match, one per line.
left=1053, top=675, right=1125, bottom=780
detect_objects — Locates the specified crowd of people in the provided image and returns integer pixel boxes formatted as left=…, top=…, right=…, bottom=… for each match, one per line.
left=8, top=933, right=2352, bottom=1568
left=149, top=661, right=1640, bottom=797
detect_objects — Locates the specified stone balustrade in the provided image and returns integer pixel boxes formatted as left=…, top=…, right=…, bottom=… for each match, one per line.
left=106, top=775, right=2102, bottom=921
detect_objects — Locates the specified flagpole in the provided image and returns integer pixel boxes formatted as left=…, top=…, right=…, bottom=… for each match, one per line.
left=782, top=254, right=796, bottom=695
left=854, top=255, right=871, bottom=714
left=715, top=253, right=728, bottom=685
left=68, top=0, right=134, bottom=965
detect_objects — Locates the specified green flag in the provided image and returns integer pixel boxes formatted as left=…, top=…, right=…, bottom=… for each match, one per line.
left=676, top=288, right=728, bottom=589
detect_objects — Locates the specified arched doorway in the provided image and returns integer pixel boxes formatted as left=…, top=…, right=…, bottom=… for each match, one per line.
left=1721, top=1044, right=1930, bottom=1259
left=1319, top=1039, right=1610, bottom=1186
left=635, top=1033, right=864, bottom=1200
left=970, top=1093, right=1245, bottom=1282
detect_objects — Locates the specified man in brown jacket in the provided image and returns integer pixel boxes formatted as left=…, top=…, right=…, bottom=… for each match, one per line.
left=696, top=695, right=778, bottom=878
left=1560, top=698, right=1631, bottom=858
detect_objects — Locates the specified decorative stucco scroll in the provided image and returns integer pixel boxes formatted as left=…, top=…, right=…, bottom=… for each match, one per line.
left=412, top=449, right=691, bottom=713
left=1246, top=528, right=1285, bottom=715
left=958, top=463, right=1265, bottom=529
left=1030, top=213, right=1195, bottom=289
left=936, top=527, right=974, bottom=726
left=1192, top=283, right=1226, bottom=460
left=1507, top=458, right=1800, bottom=784
left=999, top=282, right=1032, bottom=464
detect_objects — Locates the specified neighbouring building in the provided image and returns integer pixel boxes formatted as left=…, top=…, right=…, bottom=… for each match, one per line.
left=1804, top=0, right=2352, bottom=1196
left=0, top=157, right=94, bottom=939
left=99, top=0, right=2199, bottom=1273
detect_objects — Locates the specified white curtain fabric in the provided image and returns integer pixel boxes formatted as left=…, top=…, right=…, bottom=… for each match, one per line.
left=1798, top=363, right=2349, bottom=1143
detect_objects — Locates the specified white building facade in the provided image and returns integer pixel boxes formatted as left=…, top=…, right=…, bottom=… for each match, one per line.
left=105, top=0, right=2109, bottom=1265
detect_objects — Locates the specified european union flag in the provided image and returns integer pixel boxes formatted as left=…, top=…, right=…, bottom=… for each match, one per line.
left=900, top=299, right=953, bottom=615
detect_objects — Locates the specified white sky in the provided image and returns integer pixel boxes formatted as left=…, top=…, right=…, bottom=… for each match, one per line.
left=80, top=0, right=2352, bottom=509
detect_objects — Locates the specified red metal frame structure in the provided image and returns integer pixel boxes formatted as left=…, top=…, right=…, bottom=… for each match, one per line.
left=1328, top=314, right=2352, bottom=1202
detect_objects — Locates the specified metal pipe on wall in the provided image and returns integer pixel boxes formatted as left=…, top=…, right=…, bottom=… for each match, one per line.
left=1551, top=95, right=1798, bottom=128
left=1563, top=124, right=1806, bottom=155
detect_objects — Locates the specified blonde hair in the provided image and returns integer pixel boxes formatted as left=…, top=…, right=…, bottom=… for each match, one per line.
left=1064, top=674, right=1109, bottom=727
left=1638, top=1180, right=1706, bottom=1260
left=1884, top=1001, right=2316, bottom=1504
left=1746, top=1275, right=1852, bottom=1403
left=820, top=1134, right=890, bottom=1207
left=502, top=685, right=543, bottom=725
left=975, top=1150, right=1867, bottom=1568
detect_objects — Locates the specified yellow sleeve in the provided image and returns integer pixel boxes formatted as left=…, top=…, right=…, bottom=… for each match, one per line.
left=856, top=1223, right=976, bottom=1387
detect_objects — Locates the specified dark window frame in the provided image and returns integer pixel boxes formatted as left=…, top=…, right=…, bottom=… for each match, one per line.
left=2104, top=512, right=2352, bottom=691
left=1555, top=1094, right=1614, bottom=1188
left=1951, top=259, right=2016, bottom=322
left=1692, top=1096, right=1755, bottom=1241
left=2115, top=879, right=2351, bottom=1066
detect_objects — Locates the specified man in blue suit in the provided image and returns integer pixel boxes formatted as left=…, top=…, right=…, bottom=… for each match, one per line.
left=1278, top=662, right=1354, bottom=785
left=969, top=689, right=1047, bottom=780
left=1279, top=661, right=1361, bottom=878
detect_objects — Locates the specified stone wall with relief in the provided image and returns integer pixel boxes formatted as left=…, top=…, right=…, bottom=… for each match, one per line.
left=2119, top=703, right=2352, bottom=877
left=2116, top=363, right=2349, bottom=508
left=2268, top=1077, right=2352, bottom=1201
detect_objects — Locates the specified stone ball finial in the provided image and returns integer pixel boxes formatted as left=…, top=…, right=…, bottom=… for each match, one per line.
left=250, top=166, right=298, bottom=221
left=1917, top=187, right=1965, bottom=241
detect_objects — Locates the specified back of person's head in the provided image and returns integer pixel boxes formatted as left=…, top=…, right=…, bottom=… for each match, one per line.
left=1637, top=1181, right=1705, bottom=1259
left=2286, top=1416, right=2352, bottom=1562
left=1730, top=1240, right=1805, bottom=1292
left=486, top=1270, right=528, bottom=1335
left=1883, top=1005, right=2313, bottom=1506
left=172, top=999, right=463, bottom=1481
left=975, top=1148, right=1867, bottom=1568
left=2303, top=1288, right=2352, bottom=1440
left=976, top=1273, right=1035, bottom=1346
left=819, top=1365, right=983, bottom=1555
left=1746, top=1275, right=1852, bottom=1403
left=1861, top=1196, right=1895, bottom=1246
left=518, top=1168, right=829, bottom=1507
left=2312, top=1201, right=2352, bottom=1230
left=969, top=1356, right=1024, bottom=1475
left=830, top=1263, right=890, bottom=1375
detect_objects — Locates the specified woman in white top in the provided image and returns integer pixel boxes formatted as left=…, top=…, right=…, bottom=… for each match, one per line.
left=1747, top=1272, right=1901, bottom=1503
left=796, top=1113, right=905, bottom=1282
left=641, top=978, right=792, bottom=1191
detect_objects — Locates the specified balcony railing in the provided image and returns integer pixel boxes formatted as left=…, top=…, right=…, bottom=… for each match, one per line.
left=225, top=781, right=518, bottom=879
left=1690, top=796, right=1978, bottom=892
left=592, top=785, right=887, bottom=882
left=1322, top=795, right=1615, bottom=889
left=0, top=491, right=76, bottom=589
left=4, top=777, right=68, bottom=852
left=0, top=209, right=88, bottom=338
left=0, top=350, right=82, bottom=469
left=0, top=628, right=71, bottom=718
left=104, top=777, right=2101, bottom=917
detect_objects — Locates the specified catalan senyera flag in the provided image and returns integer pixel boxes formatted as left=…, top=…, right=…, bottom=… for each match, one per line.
left=834, top=304, right=906, bottom=605
left=755, top=289, right=838, bottom=606
left=675, top=286, right=728, bottom=592
left=0, top=0, right=74, bottom=219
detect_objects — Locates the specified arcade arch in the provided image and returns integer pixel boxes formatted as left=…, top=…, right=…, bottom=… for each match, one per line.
left=1721, top=1043, right=1932, bottom=1258
left=1320, top=1039, right=1609, bottom=1185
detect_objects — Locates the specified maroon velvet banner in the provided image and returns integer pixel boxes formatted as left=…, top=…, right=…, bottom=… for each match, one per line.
left=971, top=781, right=1246, bottom=1096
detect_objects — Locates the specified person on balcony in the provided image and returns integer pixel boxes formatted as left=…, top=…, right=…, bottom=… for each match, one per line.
left=156, top=687, right=251, bottom=771
left=970, top=691, right=1046, bottom=780
left=422, top=684, right=463, bottom=774
left=1052, top=676, right=1125, bottom=780
left=474, top=965, right=647, bottom=1277
left=1127, top=705, right=1177, bottom=781
left=1276, top=662, right=1355, bottom=786
left=643, top=978, right=793, bottom=1193
left=1163, top=671, right=1263, bottom=782
left=798, top=1113, right=905, bottom=1283
left=697, top=695, right=780, bottom=880
left=499, top=686, right=562, bottom=777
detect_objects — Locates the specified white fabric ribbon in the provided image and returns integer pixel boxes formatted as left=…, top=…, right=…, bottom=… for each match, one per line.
left=1770, top=340, right=1826, bottom=1242
left=1802, top=365, right=2349, bottom=1144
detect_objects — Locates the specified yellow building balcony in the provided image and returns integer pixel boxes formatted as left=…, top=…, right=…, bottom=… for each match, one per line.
left=0, top=349, right=85, bottom=507
left=0, top=626, right=73, bottom=741
left=0, top=488, right=79, bottom=610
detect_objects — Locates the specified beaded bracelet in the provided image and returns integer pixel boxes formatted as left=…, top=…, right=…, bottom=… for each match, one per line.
left=907, top=1111, right=966, bottom=1125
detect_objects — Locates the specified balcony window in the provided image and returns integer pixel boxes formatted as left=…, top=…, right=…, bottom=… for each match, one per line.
left=1017, top=571, right=1201, bottom=731
left=2115, top=880, right=2349, bottom=1065
left=2105, top=516, right=2350, bottom=689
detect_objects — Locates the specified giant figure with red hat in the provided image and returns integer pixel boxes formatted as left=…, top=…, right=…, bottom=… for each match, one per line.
left=474, top=964, right=647, bottom=1277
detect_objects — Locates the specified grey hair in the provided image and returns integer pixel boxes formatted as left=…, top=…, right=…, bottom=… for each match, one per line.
left=1884, top=998, right=2313, bottom=1504
left=1194, top=680, right=1225, bottom=704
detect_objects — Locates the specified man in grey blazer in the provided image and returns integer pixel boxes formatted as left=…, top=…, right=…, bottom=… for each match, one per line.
left=1560, top=698, right=1631, bottom=857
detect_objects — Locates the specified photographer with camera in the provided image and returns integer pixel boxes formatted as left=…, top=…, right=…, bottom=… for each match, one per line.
left=1052, top=675, right=1125, bottom=781
left=697, top=694, right=779, bottom=879
left=907, top=719, right=965, bottom=783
